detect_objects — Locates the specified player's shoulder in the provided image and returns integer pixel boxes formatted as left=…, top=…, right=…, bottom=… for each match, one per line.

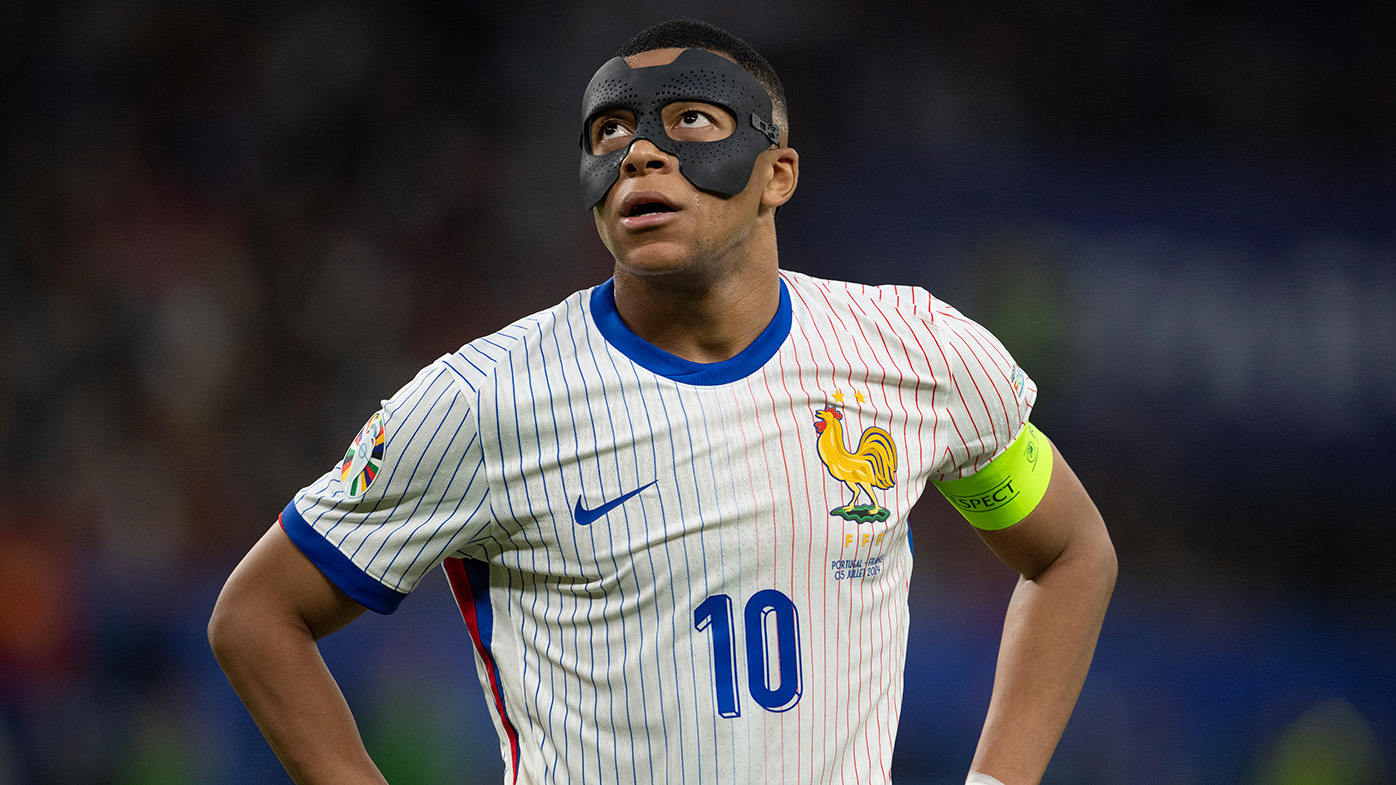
left=780, top=269, right=973, bottom=334
left=781, top=269, right=1021, bottom=383
left=440, top=288, right=592, bottom=395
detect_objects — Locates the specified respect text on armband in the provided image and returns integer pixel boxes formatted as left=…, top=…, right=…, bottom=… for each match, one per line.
left=944, top=477, right=1019, bottom=512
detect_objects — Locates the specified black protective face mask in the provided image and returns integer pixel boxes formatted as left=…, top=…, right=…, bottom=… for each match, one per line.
left=579, top=48, right=781, bottom=211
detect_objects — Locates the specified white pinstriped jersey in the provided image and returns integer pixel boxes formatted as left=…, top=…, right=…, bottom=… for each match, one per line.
left=282, top=269, right=1036, bottom=784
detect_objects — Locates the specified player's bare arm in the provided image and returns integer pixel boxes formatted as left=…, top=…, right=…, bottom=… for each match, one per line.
left=208, top=524, right=387, bottom=785
left=968, top=438, right=1117, bottom=785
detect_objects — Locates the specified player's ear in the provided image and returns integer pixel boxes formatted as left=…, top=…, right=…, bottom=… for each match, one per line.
left=760, top=146, right=799, bottom=210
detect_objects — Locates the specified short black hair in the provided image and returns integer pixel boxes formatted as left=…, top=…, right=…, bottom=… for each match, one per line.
left=615, top=19, right=788, bottom=140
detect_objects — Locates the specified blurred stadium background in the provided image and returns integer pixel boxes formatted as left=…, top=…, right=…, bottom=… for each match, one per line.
left=1, top=1, right=1393, bottom=783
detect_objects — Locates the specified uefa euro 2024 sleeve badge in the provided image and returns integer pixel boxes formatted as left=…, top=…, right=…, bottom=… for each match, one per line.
left=339, top=411, right=386, bottom=498
left=813, top=400, right=897, bottom=524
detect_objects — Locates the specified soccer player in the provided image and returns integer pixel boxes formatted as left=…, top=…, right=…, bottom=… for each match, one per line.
left=209, top=19, right=1116, bottom=785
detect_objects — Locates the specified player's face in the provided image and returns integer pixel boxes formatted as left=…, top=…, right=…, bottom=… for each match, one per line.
left=589, top=48, right=788, bottom=278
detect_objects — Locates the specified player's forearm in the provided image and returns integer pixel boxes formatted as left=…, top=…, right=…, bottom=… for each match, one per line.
left=209, top=601, right=387, bottom=785
left=970, top=531, right=1116, bottom=785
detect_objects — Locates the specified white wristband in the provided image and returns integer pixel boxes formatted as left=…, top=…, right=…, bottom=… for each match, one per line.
left=966, top=774, right=1007, bottom=785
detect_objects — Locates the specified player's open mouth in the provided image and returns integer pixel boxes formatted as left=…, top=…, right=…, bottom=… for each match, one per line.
left=619, top=192, right=679, bottom=226
left=625, top=201, right=676, bottom=217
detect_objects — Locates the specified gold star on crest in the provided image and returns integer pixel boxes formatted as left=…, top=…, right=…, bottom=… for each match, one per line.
left=832, top=389, right=845, bottom=404
left=855, top=390, right=866, bottom=404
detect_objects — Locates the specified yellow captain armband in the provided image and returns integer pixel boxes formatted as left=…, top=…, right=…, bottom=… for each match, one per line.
left=933, top=421, right=1053, bottom=530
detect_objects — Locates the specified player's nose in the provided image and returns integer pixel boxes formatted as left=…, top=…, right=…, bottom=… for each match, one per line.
left=621, top=139, right=676, bottom=177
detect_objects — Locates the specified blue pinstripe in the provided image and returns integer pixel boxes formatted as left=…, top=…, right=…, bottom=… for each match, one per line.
left=663, top=383, right=709, bottom=785
left=689, top=388, right=741, bottom=781
left=523, top=319, right=567, bottom=781
left=358, top=393, right=462, bottom=572
left=622, top=358, right=679, bottom=783
left=493, top=342, right=546, bottom=775
left=570, top=301, right=625, bottom=785
left=391, top=432, right=482, bottom=590
left=592, top=324, right=651, bottom=783
left=540, top=309, right=578, bottom=777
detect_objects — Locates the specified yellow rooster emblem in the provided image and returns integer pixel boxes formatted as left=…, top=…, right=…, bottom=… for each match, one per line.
left=813, top=407, right=898, bottom=523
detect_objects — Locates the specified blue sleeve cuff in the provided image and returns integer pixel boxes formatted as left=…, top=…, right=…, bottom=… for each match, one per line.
left=279, top=502, right=409, bottom=614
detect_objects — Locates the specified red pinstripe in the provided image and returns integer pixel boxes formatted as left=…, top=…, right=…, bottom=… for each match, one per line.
left=779, top=275, right=837, bottom=781
left=812, top=287, right=900, bottom=778
left=886, top=305, right=944, bottom=477
left=783, top=278, right=848, bottom=784
left=954, top=326, right=1014, bottom=449
left=740, top=371, right=789, bottom=771
left=843, top=287, right=941, bottom=775
left=787, top=277, right=848, bottom=776
left=804, top=278, right=874, bottom=784
left=765, top=342, right=813, bottom=779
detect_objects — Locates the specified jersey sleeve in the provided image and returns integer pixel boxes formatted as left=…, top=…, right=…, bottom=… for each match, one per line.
left=922, top=298, right=1038, bottom=482
left=279, top=359, right=492, bottom=613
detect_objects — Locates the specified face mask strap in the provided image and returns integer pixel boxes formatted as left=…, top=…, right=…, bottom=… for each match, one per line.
left=750, top=113, right=780, bottom=146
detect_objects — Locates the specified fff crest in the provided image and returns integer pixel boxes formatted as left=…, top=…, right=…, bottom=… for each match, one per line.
left=812, top=404, right=898, bottom=524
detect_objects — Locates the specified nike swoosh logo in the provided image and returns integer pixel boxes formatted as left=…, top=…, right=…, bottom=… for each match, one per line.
left=574, top=481, right=657, bottom=525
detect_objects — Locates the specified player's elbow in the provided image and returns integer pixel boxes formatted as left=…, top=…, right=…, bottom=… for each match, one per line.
left=1098, top=537, right=1118, bottom=605
left=1084, top=514, right=1118, bottom=603
left=207, top=584, right=247, bottom=667
left=208, top=575, right=278, bottom=670
left=1049, top=508, right=1117, bottom=604
left=1102, top=528, right=1118, bottom=584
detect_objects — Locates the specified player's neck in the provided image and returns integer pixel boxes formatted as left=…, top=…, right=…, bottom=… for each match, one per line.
left=610, top=252, right=781, bottom=364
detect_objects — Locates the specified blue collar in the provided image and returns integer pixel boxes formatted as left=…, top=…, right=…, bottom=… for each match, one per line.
left=589, top=278, right=791, bottom=386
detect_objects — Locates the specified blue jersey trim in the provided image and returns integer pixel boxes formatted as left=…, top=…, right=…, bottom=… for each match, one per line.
left=279, top=502, right=408, bottom=615
left=589, top=278, right=791, bottom=385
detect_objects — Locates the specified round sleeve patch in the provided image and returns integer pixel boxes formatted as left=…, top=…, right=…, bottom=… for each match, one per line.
left=339, top=411, right=386, bottom=498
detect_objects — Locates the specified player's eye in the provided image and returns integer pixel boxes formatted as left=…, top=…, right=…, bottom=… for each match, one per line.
left=677, top=110, right=715, bottom=128
left=590, top=115, right=634, bottom=153
left=663, top=103, right=734, bottom=142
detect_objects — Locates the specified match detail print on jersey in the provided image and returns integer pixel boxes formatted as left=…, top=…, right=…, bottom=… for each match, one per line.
left=933, top=420, right=1052, bottom=530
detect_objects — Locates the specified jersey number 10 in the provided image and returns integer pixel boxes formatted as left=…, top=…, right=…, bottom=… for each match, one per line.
left=694, top=590, right=803, bottom=717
